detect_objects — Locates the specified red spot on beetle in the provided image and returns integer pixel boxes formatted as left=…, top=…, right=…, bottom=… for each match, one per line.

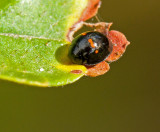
left=82, top=33, right=87, bottom=36
left=71, top=70, right=83, bottom=74
left=106, top=30, right=130, bottom=62
left=95, top=50, right=99, bottom=54
left=88, top=39, right=95, bottom=48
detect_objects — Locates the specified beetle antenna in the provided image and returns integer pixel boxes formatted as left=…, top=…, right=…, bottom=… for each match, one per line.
left=95, top=15, right=100, bottom=22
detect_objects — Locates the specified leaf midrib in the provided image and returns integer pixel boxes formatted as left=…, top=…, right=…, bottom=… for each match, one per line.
left=0, top=33, right=65, bottom=42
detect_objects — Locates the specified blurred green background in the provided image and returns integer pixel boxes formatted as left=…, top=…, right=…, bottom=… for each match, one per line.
left=0, top=0, right=160, bottom=132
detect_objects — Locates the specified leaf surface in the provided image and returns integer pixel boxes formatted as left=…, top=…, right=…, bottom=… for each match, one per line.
left=0, top=0, right=89, bottom=87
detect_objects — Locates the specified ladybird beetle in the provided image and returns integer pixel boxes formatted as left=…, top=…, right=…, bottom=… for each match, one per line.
left=68, top=31, right=112, bottom=66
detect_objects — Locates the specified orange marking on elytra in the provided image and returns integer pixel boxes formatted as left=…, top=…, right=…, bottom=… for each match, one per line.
left=82, top=33, right=87, bottom=36
left=95, top=50, right=99, bottom=54
left=88, top=39, right=95, bottom=48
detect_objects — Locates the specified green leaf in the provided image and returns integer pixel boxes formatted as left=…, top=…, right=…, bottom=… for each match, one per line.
left=0, top=0, right=88, bottom=87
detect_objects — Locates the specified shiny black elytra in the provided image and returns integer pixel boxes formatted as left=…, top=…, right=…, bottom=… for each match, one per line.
left=68, top=31, right=112, bottom=66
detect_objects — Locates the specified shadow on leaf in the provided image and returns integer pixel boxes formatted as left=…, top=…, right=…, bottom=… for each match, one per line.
left=55, top=44, right=73, bottom=65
